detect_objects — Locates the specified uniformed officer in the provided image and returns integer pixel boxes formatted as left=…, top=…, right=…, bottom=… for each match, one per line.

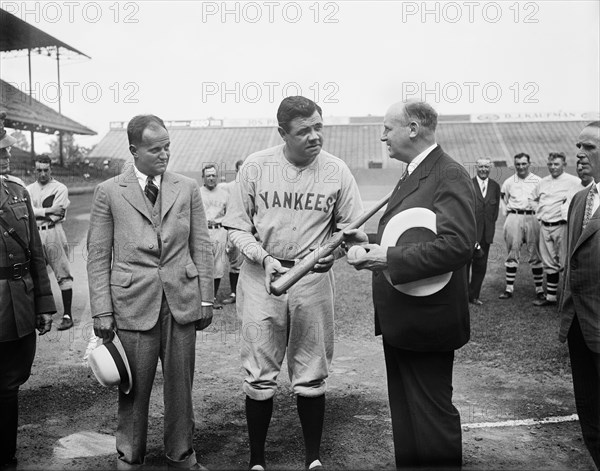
left=0, top=111, right=56, bottom=468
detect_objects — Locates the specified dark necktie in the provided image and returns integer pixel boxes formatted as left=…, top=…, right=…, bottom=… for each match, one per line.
left=582, top=184, right=598, bottom=231
left=145, top=176, right=158, bottom=206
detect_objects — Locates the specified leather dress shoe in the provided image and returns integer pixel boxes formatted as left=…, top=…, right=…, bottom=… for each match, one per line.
left=536, top=292, right=547, bottom=300
left=469, top=298, right=484, bottom=306
left=533, top=298, right=557, bottom=307
left=498, top=291, right=513, bottom=299
left=57, top=316, right=74, bottom=331
left=222, top=293, right=236, bottom=304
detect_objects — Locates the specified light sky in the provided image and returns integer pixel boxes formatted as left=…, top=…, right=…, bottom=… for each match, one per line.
left=1, top=0, right=599, bottom=150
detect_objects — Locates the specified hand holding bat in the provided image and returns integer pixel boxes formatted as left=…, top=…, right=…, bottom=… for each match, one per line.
left=269, top=191, right=392, bottom=296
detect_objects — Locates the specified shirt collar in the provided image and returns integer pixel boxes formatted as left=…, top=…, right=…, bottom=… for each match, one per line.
left=407, top=143, right=437, bottom=175
left=133, top=165, right=162, bottom=189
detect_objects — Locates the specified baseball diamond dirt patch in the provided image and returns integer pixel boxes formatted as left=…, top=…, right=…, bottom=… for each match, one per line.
left=12, top=192, right=597, bottom=470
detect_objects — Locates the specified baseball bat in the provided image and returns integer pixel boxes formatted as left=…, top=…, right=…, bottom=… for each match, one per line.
left=270, top=191, right=393, bottom=296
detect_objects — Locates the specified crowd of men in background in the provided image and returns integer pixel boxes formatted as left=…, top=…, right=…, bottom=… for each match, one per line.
left=469, top=150, right=590, bottom=307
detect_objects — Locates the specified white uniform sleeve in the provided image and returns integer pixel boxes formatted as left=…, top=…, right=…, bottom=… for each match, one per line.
left=228, top=229, right=269, bottom=265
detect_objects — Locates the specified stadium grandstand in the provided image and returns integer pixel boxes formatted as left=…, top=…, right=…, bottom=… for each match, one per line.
left=89, top=113, right=596, bottom=189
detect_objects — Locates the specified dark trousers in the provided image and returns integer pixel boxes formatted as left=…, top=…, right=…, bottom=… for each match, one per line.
left=383, top=341, right=462, bottom=469
left=567, top=316, right=600, bottom=468
left=0, top=333, right=36, bottom=464
left=468, top=240, right=490, bottom=300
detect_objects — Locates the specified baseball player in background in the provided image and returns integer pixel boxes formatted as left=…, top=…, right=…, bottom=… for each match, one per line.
left=26, top=154, right=75, bottom=331
left=530, top=152, right=581, bottom=307
left=223, top=96, right=363, bottom=471
left=221, top=159, right=244, bottom=305
left=200, top=164, right=229, bottom=309
left=499, top=152, right=543, bottom=300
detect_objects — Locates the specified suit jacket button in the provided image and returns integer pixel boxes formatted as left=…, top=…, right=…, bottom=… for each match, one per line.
left=149, top=244, right=154, bottom=249
left=380, top=219, right=386, bottom=225
left=9, top=253, right=14, bottom=259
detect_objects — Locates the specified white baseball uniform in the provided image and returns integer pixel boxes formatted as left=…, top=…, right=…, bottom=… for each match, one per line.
left=26, top=178, right=73, bottom=290
left=200, top=184, right=229, bottom=279
left=223, top=144, right=363, bottom=399
left=501, top=172, right=542, bottom=268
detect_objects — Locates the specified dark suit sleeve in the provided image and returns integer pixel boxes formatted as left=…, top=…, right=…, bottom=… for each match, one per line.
left=492, top=181, right=501, bottom=223
left=387, top=166, right=476, bottom=284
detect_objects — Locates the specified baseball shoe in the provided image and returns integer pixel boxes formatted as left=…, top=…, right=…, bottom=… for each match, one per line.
left=250, top=465, right=265, bottom=471
left=307, top=459, right=323, bottom=470
left=57, top=316, right=74, bottom=331
left=498, top=291, right=513, bottom=299
left=213, top=298, right=223, bottom=310
left=536, top=292, right=547, bottom=301
left=222, top=293, right=236, bottom=304
left=469, top=298, right=484, bottom=306
left=533, top=298, right=557, bottom=307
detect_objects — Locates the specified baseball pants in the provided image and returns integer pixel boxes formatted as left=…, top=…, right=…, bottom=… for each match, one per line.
left=208, top=227, right=228, bottom=279
left=503, top=213, right=542, bottom=268
left=539, top=224, right=567, bottom=274
left=39, top=224, right=73, bottom=290
left=238, top=260, right=335, bottom=400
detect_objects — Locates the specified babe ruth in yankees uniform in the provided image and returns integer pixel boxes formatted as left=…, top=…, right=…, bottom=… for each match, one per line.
left=223, top=96, right=363, bottom=471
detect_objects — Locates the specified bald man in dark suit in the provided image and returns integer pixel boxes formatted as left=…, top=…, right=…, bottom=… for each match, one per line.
left=468, top=158, right=500, bottom=305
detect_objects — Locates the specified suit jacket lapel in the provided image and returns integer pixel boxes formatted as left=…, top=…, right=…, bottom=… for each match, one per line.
left=383, top=146, right=443, bottom=218
left=473, top=177, right=485, bottom=202
left=159, top=172, right=180, bottom=223
left=120, top=166, right=152, bottom=222
left=575, top=204, right=600, bottom=251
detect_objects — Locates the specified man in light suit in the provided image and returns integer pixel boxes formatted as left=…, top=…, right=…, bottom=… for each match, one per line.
left=87, top=114, right=214, bottom=469
left=347, top=101, right=476, bottom=468
left=559, top=121, right=600, bottom=468
left=467, top=158, right=501, bottom=305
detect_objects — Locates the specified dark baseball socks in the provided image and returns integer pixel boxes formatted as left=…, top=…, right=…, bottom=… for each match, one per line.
left=246, top=396, right=273, bottom=469
left=62, top=288, right=73, bottom=318
left=297, top=394, right=325, bottom=469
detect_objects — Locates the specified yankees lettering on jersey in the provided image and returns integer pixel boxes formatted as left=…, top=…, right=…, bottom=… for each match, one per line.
left=224, top=144, right=363, bottom=261
left=257, top=191, right=335, bottom=213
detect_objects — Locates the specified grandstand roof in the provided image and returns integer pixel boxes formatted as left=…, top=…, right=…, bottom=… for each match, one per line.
left=0, top=8, right=89, bottom=58
left=1, top=79, right=96, bottom=135
left=89, top=120, right=587, bottom=174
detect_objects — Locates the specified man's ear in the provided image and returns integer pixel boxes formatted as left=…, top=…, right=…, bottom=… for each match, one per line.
left=129, top=144, right=137, bottom=158
left=408, top=121, right=419, bottom=138
left=277, top=126, right=287, bottom=140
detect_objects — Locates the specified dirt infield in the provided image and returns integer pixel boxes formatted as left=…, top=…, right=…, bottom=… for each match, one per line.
left=13, top=193, right=597, bottom=470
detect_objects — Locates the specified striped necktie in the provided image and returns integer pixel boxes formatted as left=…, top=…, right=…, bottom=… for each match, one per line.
left=145, top=176, right=159, bottom=206
left=582, top=184, right=598, bottom=231
left=481, top=180, right=487, bottom=197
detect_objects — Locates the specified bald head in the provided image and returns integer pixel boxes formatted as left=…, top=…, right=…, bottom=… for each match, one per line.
left=381, top=101, right=438, bottom=164
left=476, top=158, right=492, bottom=180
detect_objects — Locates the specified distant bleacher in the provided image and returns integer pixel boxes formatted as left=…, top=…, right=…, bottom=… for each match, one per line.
left=89, top=120, right=589, bottom=181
